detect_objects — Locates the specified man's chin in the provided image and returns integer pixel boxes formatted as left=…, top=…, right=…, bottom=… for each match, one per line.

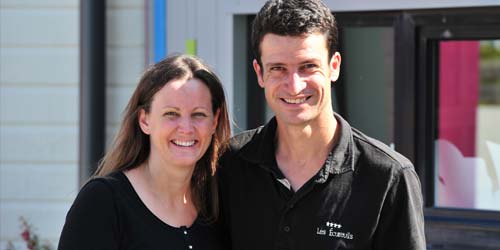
left=276, top=114, right=314, bottom=126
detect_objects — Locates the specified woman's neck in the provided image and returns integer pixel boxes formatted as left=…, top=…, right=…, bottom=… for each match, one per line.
left=125, top=158, right=198, bottom=227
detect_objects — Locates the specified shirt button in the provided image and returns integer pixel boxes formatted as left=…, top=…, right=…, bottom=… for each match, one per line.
left=189, top=245, right=193, bottom=249
left=284, top=226, right=290, bottom=232
left=184, top=230, right=187, bottom=235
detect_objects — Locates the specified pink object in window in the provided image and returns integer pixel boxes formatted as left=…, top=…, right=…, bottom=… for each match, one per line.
left=437, top=41, right=479, bottom=208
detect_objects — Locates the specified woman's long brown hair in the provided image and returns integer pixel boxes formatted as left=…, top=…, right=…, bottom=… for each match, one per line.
left=94, top=54, right=230, bottom=222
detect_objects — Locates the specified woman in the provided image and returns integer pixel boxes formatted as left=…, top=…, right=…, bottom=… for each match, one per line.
left=58, top=54, right=231, bottom=250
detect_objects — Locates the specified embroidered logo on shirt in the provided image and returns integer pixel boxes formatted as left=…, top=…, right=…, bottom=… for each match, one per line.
left=326, top=222, right=341, bottom=228
left=316, top=221, right=354, bottom=240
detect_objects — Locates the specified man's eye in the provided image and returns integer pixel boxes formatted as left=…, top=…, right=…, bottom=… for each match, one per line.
left=303, top=63, right=318, bottom=69
left=270, top=66, right=285, bottom=71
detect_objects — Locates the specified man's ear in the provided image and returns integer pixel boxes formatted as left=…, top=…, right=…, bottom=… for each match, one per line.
left=329, top=52, right=341, bottom=82
left=253, top=59, right=265, bottom=88
left=138, top=109, right=151, bottom=135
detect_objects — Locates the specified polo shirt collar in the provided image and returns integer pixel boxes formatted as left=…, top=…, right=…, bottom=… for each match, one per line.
left=316, top=113, right=356, bottom=182
left=238, top=117, right=278, bottom=166
left=238, top=113, right=355, bottom=178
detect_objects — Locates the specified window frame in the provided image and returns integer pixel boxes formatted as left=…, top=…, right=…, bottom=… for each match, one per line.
left=337, top=7, right=500, bottom=248
left=414, top=8, right=500, bottom=248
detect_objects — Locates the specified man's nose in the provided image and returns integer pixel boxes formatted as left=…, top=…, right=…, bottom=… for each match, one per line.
left=286, top=71, right=306, bottom=95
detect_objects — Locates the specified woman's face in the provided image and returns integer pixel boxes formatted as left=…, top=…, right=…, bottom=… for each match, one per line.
left=139, top=77, right=219, bottom=168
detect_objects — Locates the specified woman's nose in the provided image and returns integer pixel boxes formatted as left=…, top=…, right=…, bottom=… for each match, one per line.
left=177, top=118, right=194, bottom=133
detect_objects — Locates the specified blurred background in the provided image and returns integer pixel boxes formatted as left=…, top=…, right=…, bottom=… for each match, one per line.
left=1, top=0, right=500, bottom=249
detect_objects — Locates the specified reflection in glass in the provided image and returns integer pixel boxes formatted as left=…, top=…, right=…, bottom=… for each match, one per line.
left=436, top=40, right=500, bottom=211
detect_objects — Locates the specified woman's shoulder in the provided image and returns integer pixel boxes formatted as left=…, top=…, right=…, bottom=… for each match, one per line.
left=59, top=173, right=125, bottom=249
left=90, top=171, right=126, bottom=186
left=74, top=171, right=127, bottom=206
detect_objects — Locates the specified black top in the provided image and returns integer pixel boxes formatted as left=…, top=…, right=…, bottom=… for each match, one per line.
left=218, top=114, right=426, bottom=250
left=58, top=171, right=224, bottom=250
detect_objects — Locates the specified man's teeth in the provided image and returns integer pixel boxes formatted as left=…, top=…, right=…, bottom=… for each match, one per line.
left=173, top=140, right=195, bottom=147
left=283, top=97, right=307, bottom=104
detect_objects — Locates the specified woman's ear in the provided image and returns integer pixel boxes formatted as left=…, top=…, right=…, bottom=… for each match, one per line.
left=212, top=109, right=220, bottom=134
left=138, top=109, right=151, bottom=135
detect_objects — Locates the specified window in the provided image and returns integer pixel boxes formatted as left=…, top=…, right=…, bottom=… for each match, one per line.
left=340, top=27, right=395, bottom=145
left=415, top=8, right=500, bottom=248
left=336, top=7, right=500, bottom=248
left=435, top=40, right=500, bottom=211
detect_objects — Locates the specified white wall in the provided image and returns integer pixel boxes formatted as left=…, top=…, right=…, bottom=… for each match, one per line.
left=167, top=0, right=235, bottom=120
left=0, top=0, right=79, bottom=248
left=105, top=0, right=147, bottom=148
left=0, top=0, right=147, bottom=248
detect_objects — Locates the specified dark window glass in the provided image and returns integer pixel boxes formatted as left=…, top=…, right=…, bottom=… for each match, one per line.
left=340, top=27, right=394, bottom=146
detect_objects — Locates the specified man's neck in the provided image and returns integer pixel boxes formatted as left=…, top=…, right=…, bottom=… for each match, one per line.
left=275, top=114, right=338, bottom=191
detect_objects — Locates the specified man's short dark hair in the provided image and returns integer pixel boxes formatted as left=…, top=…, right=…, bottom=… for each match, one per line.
left=251, top=0, right=338, bottom=65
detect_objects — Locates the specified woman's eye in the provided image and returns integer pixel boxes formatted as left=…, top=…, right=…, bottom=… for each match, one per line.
left=164, top=111, right=179, bottom=117
left=192, top=112, right=207, bottom=118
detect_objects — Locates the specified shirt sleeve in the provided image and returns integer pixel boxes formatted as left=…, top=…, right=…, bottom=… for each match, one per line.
left=373, top=166, right=426, bottom=250
left=58, top=179, right=120, bottom=250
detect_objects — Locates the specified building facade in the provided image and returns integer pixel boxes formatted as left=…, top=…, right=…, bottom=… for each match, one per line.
left=1, top=0, right=500, bottom=248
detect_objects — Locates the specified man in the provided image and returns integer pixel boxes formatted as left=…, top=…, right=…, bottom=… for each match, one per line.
left=218, top=0, right=426, bottom=249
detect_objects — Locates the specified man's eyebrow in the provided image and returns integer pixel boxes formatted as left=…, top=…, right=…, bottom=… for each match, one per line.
left=264, top=62, right=286, bottom=67
left=300, top=57, right=322, bottom=63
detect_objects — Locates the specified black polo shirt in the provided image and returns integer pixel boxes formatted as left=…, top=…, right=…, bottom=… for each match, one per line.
left=218, top=114, right=425, bottom=250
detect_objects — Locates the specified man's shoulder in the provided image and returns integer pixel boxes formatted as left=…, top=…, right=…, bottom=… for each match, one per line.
left=218, top=125, right=270, bottom=174
left=351, top=128, right=414, bottom=171
left=227, top=126, right=264, bottom=153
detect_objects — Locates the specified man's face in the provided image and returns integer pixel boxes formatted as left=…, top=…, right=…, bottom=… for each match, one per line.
left=253, top=33, right=341, bottom=127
